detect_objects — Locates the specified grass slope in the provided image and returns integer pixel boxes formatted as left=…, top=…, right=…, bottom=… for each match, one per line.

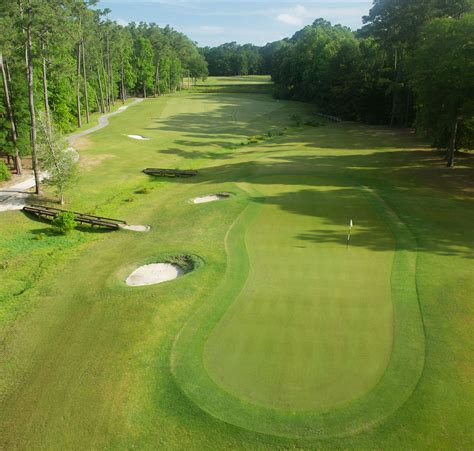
left=0, top=83, right=473, bottom=449
left=205, top=178, right=396, bottom=412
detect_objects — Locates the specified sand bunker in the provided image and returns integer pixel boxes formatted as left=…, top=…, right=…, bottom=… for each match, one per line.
left=127, top=134, right=150, bottom=140
left=193, top=193, right=231, bottom=204
left=126, top=263, right=183, bottom=286
left=120, top=224, right=151, bottom=232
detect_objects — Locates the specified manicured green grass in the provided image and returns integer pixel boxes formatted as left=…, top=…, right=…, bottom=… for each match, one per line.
left=205, top=179, right=396, bottom=412
left=197, top=75, right=272, bottom=85
left=0, top=83, right=473, bottom=449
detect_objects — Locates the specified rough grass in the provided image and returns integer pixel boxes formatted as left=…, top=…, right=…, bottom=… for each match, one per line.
left=0, top=85, right=473, bottom=449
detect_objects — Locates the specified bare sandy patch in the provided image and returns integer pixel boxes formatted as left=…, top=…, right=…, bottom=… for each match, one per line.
left=192, top=193, right=231, bottom=204
left=73, top=136, right=93, bottom=151
left=120, top=224, right=151, bottom=232
left=80, top=153, right=115, bottom=170
left=126, top=263, right=183, bottom=286
left=127, top=134, right=150, bottom=141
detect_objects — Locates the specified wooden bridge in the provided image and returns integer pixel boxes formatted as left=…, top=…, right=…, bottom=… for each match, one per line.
left=143, top=168, right=198, bottom=177
left=23, top=205, right=127, bottom=230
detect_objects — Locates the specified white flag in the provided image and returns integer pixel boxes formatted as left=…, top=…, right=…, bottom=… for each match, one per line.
left=350, top=219, right=353, bottom=228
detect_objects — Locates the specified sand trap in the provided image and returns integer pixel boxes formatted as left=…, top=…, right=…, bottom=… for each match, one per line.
left=126, top=263, right=183, bottom=286
left=127, top=134, right=150, bottom=141
left=120, top=224, right=151, bottom=232
left=193, top=193, right=231, bottom=204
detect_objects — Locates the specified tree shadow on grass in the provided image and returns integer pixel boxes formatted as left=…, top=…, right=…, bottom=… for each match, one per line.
left=170, top=148, right=474, bottom=259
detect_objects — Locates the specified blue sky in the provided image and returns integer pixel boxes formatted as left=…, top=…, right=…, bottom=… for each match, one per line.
left=98, top=1, right=374, bottom=46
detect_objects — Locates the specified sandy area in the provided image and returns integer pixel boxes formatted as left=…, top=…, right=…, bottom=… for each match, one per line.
left=127, top=135, right=150, bottom=140
left=126, top=263, right=183, bottom=286
left=121, top=224, right=151, bottom=232
left=193, top=193, right=231, bottom=204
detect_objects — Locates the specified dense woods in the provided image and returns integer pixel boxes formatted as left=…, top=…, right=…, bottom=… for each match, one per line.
left=201, top=1, right=474, bottom=165
left=1, top=0, right=473, bottom=178
left=0, top=0, right=208, bottom=182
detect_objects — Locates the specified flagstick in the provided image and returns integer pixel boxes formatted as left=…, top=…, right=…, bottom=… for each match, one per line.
left=347, top=219, right=353, bottom=244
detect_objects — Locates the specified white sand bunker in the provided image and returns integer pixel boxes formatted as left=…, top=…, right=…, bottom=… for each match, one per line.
left=120, top=224, right=151, bottom=232
left=127, top=134, right=150, bottom=140
left=193, top=193, right=231, bottom=204
left=126, top=263, right=183, bottom=286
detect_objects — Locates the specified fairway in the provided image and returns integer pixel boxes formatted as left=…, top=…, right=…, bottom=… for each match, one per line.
left=1, top=81, right=473, bottom=449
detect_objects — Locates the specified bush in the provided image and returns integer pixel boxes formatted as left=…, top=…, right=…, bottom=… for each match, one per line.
left=0, top=161, right=11, bottom=182
left=290, top=113, right=302, bottom=127
left=135, top=187, right=153, bottom=194
left=52, top=211, right=77, bottom=234
left=304, top=117, right=325, bottom=127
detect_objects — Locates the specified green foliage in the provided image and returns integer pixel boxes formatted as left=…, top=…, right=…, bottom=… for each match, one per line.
left=409, top=13, right=474, bottom=150
left=37, top=112, right=78, bottom=204
left=51, top=211, right=77, bottom=234
left=0, top=161, right=11, bottom=181
left=202, top=43, right=262, bottom=76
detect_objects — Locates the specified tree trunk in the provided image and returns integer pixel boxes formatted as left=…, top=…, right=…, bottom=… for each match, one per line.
left=120, top=56, right=125, bottom=103
left=390, top=47, right=399, bottom=127
left=81, top=41, right=90, bottom=123
left=76, top=43, right=82, bottom=128
left=97, top=65, right=105, bottom=113
left=154, top=59, right=160, bottom=97
left=1, top=53, right=22, bottom=174
left=447, top=119, right=458, bottom=168
left=143, top=83, right=146, bottom=98
left=41, top=52, right=52, bottom=138
left=94, top=89, right=101, bottom=112
left=26, top=2, right=41, bottom=194
left=103, top=63, right=110, bottom=112
left=106, top=35, right=114, bottom=106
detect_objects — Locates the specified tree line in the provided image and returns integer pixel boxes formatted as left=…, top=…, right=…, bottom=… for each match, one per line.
left=0, top=0, right=208, bottom=187
left=201, top=0, right=473, bottom=166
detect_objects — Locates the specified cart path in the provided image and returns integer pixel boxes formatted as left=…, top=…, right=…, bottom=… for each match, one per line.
left=0, top=98, right=144, bottom=212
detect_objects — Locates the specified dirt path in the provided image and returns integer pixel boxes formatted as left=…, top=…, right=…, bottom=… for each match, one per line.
left=0, top=98, right=143, bottom=212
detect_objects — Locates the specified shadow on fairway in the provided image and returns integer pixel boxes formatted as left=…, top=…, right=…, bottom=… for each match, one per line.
left=168, top=149, right=474, bottom=259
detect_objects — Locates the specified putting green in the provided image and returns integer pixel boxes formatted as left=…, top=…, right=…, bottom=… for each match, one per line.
left=204, top=177, right=394, bottom=411
left=172, top=176, right=425, bottom=438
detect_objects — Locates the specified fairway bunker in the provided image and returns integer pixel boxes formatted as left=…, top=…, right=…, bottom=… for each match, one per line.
left=125, top=254, right=198, bottom=287
left=192, top=193, right=232, bottom=204
left=127, top=134, right=150, bottom=140
left=120, top=224, right=151, bottom=232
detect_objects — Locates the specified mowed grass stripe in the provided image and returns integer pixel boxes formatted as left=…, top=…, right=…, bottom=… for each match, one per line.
left=204, top=177, right=394, bottom=411
left=172, top=178, right=425, bottom=439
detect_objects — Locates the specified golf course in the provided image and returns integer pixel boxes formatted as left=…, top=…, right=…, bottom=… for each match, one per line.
left=0, top=78, right=473, bottom=449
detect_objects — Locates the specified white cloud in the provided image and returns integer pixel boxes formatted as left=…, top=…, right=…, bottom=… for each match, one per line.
left=116, top=18, right=129, bottom=26
left=276, top=13, right=304, bottom=26
left=276, top=5, right=310, bottom=26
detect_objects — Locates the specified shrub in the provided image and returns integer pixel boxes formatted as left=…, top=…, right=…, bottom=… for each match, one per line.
left=290, top=113, right=302, bottom=127
left=0, top=161, right=11, bottom=182
left=52, top=211, right=77, bottom=234
left=135, top=187, right=152, bottom=194
left=304, top=117, right=325, bottom=127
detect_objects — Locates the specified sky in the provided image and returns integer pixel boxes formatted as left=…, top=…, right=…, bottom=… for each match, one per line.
left=98, top=0, right=374, bottom=47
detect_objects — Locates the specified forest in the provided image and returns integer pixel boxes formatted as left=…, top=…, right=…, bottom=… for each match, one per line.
left=201, top=0, right=474, bottom=165
left=1, top=0, right=473, bottom=179
left=0, top=0, right=208, bottom=179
